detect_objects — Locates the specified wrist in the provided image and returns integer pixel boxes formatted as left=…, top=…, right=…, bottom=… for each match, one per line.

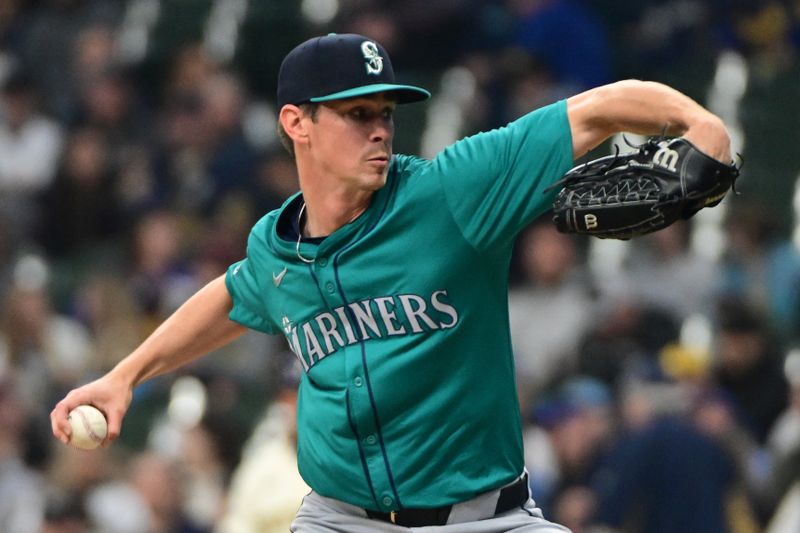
left=107, top=359, right=140, bottom=390
left=683, top=115, right=731, bottom=162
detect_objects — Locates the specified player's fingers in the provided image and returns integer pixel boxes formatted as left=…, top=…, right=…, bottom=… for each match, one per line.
left=51, top=388, right=95, bottom=443
left=102, top=407, right=124, bottom=447
left=50, top=398, right=74, bottom=444
left=103, top=413, right=122, bottom=447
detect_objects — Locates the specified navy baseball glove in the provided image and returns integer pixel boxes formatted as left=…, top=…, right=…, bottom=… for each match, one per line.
left=550, top=137, right=740, bottom=240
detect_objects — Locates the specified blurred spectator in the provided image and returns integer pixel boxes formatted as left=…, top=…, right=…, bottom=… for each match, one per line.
left=764, top=349, right=800, bottom=515
left=552, top=486, right=596, bottom=533
left=251, top=149, right=300, bottom=215
left=0, top=69, right=64, bottom=243
left=71, top=273, right=145, bottom=373
left=719, top=203, right=800, bottom=342
left=767, top=349, right=800, bottom=464
left=39, top=126, right=123, bottom=259
left=766, top=481, right=800, bottom=533
left=339, top=1, right=480, bottom=70
left=342, top=7, right=401, bottom=58
left=151, top=90, right=214, bottom=212
left=73, top=63, right=152, bottom=167
left=509, top=0, right=611, bottom=91
left=127, top=210, right=191, bottom=321
left=0, top=257, right=93, bottom=410
left=192, top=194, right=254, bottom=278
left=576, top=299, right=681, bottom=390
left=600, top=221, right=717, bottom=320
left=197, top=72, right=260, bottom=205
left=717, top=1, right=797, bottom=76
left=524, top=376, right=613, bottom=521
left=46, top=439, right=116, bottom=497
left=591, top=373, right=752, bottom=533
left=0, top=377, right=45, bottom=533
left=164, top=44, right=218, bottom=104
left=72, top=24, right=116, bottom=81
left=118, top=452, right=207, bottom=533
left=148, top=71, right=258, bottom=215
left=502, top=50, right=564, bottom=124
left=19, top=0, right=122, bottom=120
left=509, top=221, right=594, bottom=404
left=177, top=419, right=231, bottom=530
left=133, top=372, right=253, bottom=529
left=40, top=489, right=88, bottom=533
left=592, top=417, right=740, bottom=533
left=0, top=1, right=34, bottom=62
left=219, top=354, right=309, bottom=533
left=47, top=444, right=160, bottom=532
left=712, top=298, right=789, bottom=444
left=691, top=386, right=770, bottom=526
left=84, top=476, right=150, bottom=533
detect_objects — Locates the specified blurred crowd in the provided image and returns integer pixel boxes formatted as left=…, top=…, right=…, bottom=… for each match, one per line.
left=1, top=1, right=800, bottom=532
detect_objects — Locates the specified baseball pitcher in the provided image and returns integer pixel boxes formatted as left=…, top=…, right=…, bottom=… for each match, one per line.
left=51, top=33, right=733, bottom=532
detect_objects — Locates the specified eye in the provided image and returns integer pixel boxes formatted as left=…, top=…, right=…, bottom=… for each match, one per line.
left=344, top=105, right=394, bottom=122
left=348, top=108, right=368, bottom=121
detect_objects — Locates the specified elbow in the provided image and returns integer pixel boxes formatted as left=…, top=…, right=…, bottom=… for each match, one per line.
left=571, top=84, right=619, bottom=138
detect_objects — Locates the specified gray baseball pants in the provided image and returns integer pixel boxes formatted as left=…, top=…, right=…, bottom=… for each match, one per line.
left=290, top=491, right=572, bottom=533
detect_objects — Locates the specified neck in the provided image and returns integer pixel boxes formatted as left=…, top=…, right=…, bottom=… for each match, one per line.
left=296, top=161, right=381, bottom=237
left=300, top=189, right=373, bottom=237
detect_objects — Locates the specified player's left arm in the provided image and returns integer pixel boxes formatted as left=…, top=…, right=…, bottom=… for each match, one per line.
left=567, top=79, right=731, bottom=163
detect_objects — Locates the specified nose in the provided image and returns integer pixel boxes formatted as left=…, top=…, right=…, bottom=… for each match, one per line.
left=370, top=117, right=393, bottom=143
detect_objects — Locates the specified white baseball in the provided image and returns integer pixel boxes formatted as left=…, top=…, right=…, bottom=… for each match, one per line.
left=67, top=405, right=108, bottom=450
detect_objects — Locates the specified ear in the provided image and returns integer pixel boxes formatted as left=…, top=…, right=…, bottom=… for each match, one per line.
left=279, top=104, right=310, bottom=147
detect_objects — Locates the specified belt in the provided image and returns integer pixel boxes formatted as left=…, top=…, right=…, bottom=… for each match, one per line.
left=365, top=473, right=529, bottom=528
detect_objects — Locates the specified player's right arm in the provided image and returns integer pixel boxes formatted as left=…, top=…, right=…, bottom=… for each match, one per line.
left=50, top=274, right=247, bottom=446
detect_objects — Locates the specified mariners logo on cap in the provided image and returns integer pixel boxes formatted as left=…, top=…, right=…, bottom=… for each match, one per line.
left=361, top=41, right=383, bottom=75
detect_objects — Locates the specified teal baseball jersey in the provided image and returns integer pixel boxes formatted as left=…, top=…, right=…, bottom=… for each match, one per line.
left=225, top=100, right=573, bottom=511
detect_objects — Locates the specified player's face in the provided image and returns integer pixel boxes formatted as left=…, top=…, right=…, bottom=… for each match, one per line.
left=307, top=93, right=396, bottom=191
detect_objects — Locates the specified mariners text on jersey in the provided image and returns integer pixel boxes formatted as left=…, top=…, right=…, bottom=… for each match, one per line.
left=284, top=290, right=459, bottom=370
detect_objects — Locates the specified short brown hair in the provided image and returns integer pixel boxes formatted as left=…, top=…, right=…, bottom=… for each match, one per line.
left=277, top=103, right=319, bottom=157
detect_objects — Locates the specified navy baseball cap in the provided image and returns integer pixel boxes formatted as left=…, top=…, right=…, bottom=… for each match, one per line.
left=277, top=33, right=430, bottom=108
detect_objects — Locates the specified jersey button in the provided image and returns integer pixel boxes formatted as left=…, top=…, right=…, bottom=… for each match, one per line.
left=353, top=377, right=363, bottom=387
left=382, top=496, right=394, bottom=508
left=317, top=258, right=328, bottom=267
left=364, top=435, right=377, bottom=445
left=326, top=282, right=335, bottom=293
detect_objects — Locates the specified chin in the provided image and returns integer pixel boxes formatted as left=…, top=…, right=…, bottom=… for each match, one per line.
left=366, top=181, right=387, bottom=192
left=363, top=172, right=388, bottom=191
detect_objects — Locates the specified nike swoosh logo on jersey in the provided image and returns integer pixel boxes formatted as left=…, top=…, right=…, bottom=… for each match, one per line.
left=273, top=267, right=288, bottom=287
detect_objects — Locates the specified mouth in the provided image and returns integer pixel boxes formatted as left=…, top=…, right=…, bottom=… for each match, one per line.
left=366, top=155, right=390, bottom=172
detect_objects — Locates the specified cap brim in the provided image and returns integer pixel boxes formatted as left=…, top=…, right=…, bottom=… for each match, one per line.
left=310, top=83, right=430, bottom=104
